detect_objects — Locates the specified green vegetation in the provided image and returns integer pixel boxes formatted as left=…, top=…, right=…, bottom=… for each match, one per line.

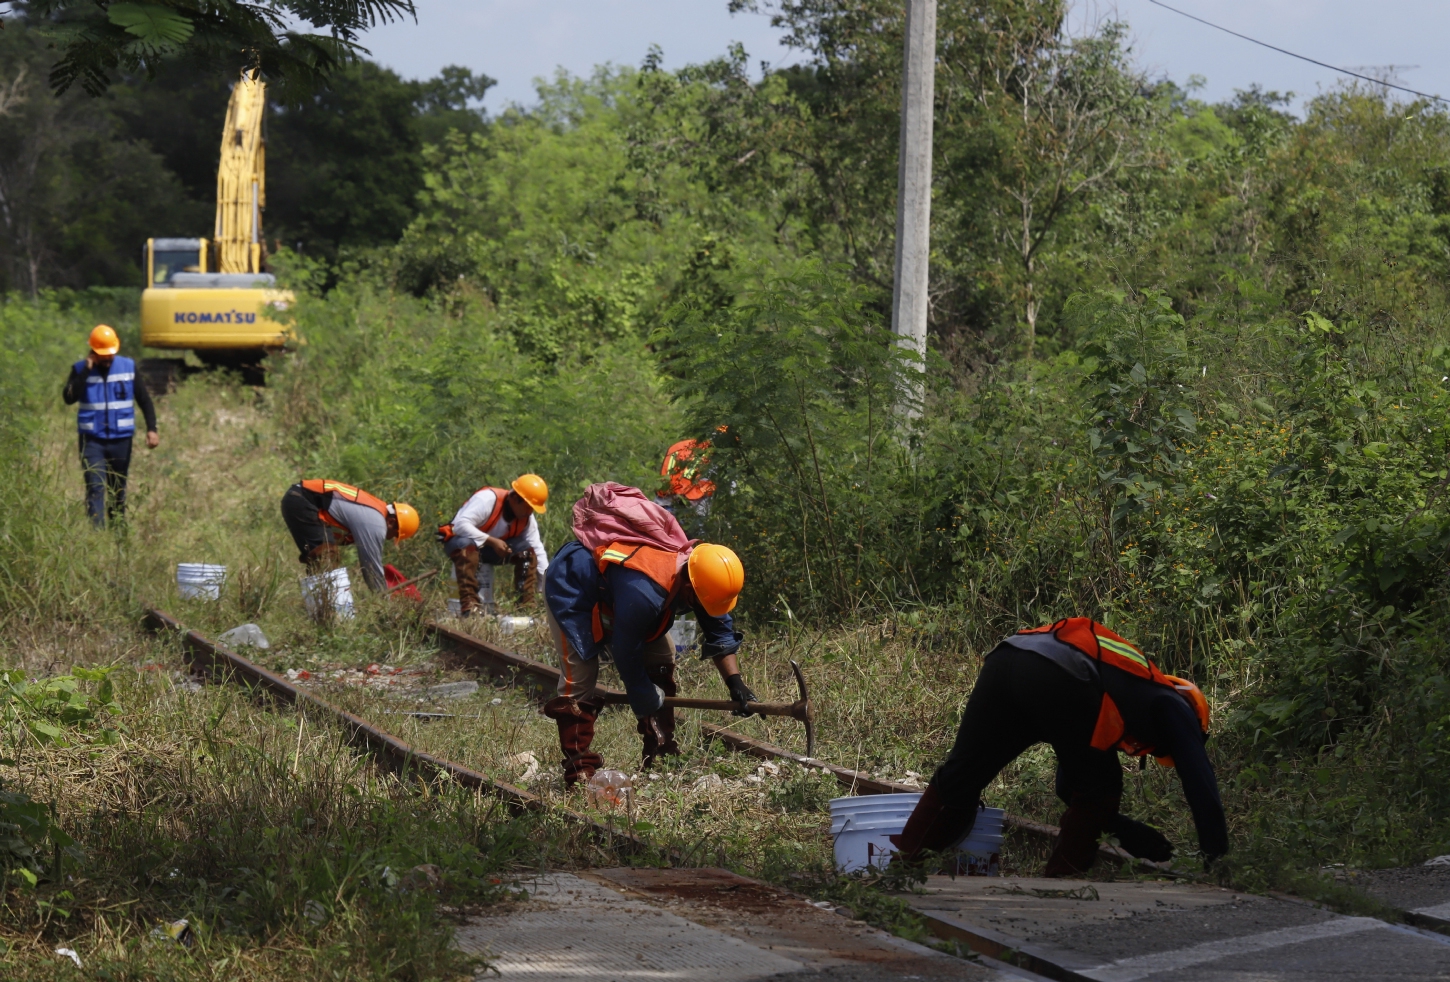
left=4, top=0, right=1450, bottom=975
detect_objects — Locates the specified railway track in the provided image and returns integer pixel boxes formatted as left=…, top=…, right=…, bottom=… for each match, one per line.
left=427, top=619, right=1161, bottom=870
left=140, top=606, right=1163, bottom=873
left=142, top=608, right=664, bottom=858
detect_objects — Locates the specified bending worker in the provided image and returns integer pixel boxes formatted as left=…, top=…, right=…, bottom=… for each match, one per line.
left=893, top=618, right=1228, bottom=875
left=438, top=475, right=550, bottom=616
left=543, top=481, right=757, bottom=784
left=280, top=480, right=419, bottom=592
left=63, top=325, right=159, bottom=528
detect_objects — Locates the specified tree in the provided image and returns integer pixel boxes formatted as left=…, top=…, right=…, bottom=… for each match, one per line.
left=970, top=20, right=1155, bottom=356
left=0, top=20, right=193, bottom=291
left=19, top=0, right=417, bottom=96
left=267, top=61, right=492, bottom=260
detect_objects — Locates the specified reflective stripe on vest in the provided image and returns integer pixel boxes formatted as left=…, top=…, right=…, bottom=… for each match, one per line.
left=75, top=356, right=137, bottom=439
left=1016, top=618, right=1177, bottom=759
left=591, top=541, right=685, bottom=644
left=300, top=479, right=389, bottom=539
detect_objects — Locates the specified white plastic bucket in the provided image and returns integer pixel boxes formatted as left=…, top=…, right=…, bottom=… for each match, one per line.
left=300, top=568, right=354, bottom=619
left=177, top=563, right=226, bottom=600
left=445, top=598, right=462, bottom=617
left=829, top=795, right=1005, bottom=874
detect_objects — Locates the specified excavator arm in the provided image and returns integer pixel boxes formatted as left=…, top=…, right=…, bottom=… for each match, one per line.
left=214, top=70, right=267, bottom=274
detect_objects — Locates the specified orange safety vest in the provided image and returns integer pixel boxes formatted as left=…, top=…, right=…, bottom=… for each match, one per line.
left=302, top=479, right=389, bottom=544
left=660, top=438, right=716, bottom=501
left=590, top=542, right=686, bottom=644
left=1016, top=618, right=1191, bottom=764
left=437, top=486, right=529, bottom=542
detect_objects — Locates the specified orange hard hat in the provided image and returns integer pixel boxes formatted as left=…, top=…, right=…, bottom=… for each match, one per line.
left=511, top=473, right=548, bottom=514
left=89, top=324, right=120, bottom=356
left=687, top=543, right=744, bottom=617
left=392, top=502, right=420, bottom=541
left=1164, top=675, right=1210, bottom=734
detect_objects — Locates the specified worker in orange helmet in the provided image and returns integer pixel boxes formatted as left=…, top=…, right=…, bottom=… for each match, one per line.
left=437, top=474, right=550, bottom=616
left=279, top=480, right=419, bottom=592
left=62, top=325, right=159, bottom=528
left=542, top=482, right=756, bottom=784
left=892, top=618, right=1227, bottom=876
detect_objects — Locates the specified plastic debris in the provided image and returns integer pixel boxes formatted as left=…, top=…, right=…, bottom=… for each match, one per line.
left=150, top=919, right=194, bottom=946
left=505, top=751, right=539, bottom=782
left=1425, top=855, right=1450, bottom=867
left=586, top=769, right=633, bottom=810
left=218, top=623, right=270, bottom=649
left=498, top=615, right=535, bottom=636
left=55, top=948, right=82, bottom=968
left=490, top=697, right=503, bottom=706
left=303, top=900, right=328, bottom=926
left=692, top=773, right=725, bottom=791
left=421, top=680, right=479, bottom=701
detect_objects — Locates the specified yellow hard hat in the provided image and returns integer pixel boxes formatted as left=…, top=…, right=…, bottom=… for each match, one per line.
left=392, top=502, right=420, bottom=541
left=511, top=473, right=548, bottom=514
left=89, top=324, right=120, bottom=356
left=687, top=543, right=744, bottom=617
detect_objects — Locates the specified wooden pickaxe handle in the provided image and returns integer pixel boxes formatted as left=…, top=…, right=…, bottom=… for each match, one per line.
left=595, top=692, right=808, bottom=719
left=593, top=659, right=816, bottom=756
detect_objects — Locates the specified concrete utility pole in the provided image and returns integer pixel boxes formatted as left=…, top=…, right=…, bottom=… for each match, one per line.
left=891, top=0, right=936, bottom=411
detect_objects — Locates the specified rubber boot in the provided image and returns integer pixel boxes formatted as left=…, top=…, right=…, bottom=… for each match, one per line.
left=1044, top=792, right=1121, bottom=877
left=889, top=782, right=978, bottom=868
left=638, top=662, right=681, bottom=769
left=304, top=543, right=342, bottom=574
left=543, top=696, right=604, bottom=785
left=450, top=545, right=481, bottom=616
left=512, top=548, right=539, bottom=605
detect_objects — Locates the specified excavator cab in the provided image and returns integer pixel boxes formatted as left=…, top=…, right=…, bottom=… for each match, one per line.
left=146, top=238, right=209, bottom=286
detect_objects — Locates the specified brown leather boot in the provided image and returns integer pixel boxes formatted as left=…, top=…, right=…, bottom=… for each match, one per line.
left=889, top=783, right=979, bottom=868
left=1044, top=791, right=1120, bottom=877
left=638, top=662, right=680, bottom=769
left=543, top=696, right=604, bottom=785
left=450, top=544, right=481, bottom=616
left=512, top=548, right=538, bottom=605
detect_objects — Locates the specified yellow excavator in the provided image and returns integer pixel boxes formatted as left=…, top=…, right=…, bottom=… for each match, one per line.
left=140, top=70, right=294, bottom=381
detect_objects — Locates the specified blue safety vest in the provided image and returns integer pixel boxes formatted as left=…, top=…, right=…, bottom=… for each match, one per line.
left=75, top=355, right=136, bottom=439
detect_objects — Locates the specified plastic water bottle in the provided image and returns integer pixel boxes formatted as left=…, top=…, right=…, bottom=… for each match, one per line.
left=585, top=769, right=632, bottom=811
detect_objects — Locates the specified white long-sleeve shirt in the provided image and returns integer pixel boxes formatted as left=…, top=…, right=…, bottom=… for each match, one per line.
left=451, top=488, right=549, bottom=574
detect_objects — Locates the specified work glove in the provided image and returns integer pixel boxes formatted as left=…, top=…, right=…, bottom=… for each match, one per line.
left=725, top=674, right=758, bottom=717
left=1107, top=814, right=1174, bottom=863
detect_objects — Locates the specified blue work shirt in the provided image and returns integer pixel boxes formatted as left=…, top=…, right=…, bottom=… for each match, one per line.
left=544, top=540, right=742, bottom=716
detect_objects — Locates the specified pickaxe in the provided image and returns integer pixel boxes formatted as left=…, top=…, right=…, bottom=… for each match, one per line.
left=596, top=660, right=815, bottom=757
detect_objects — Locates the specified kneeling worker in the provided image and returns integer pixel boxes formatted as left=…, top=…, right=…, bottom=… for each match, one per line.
left=281, top=479, right=419, bottom=592
left=438, top=475, right=550, bottom=616
left=894, top=618, right=1228, bottom=875
left=543, top=482, right=758, bottom=783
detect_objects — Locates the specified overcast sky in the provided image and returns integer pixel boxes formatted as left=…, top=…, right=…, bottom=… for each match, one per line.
left=355, top=1, right=1450, bottom=113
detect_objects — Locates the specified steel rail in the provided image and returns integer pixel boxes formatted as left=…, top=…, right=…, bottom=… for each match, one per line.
left=427, top=619, right=1118, bottom=857
left=143, top=608, right=666, bottom=859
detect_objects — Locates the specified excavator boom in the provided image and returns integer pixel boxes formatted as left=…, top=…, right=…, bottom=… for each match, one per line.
left=214, top=71, right=267, bottom=274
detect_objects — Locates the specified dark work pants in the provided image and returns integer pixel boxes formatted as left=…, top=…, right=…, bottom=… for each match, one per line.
left=280, top=485, right=329, bottom=562
left=932, top=644, right=1123, bottom=812
left=80, top=436, right=133, bottom=529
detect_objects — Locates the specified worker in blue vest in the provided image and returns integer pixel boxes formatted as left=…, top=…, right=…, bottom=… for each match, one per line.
left=62, top=325, right=158, bottom=528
